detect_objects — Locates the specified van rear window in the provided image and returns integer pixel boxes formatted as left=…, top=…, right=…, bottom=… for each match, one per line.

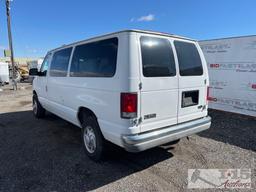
left=174, top=41, right=203, bottom=76
left=140, top=36, right=176, bottom=77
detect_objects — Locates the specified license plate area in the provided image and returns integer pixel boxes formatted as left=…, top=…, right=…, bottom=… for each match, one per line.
left=182, top=90, right=199, bottom=108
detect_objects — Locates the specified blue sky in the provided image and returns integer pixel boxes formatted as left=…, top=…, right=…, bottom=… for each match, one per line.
left=0, top=0, right=256, bottom=58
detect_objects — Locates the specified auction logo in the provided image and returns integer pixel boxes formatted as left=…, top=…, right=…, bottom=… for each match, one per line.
left=210, top=80, right=228, bottom=90
left=209, top=63, right=220, bottom=68
left=208, top=62, right=256, bottom=72
left=188, top=169, right=251, bottom=189
left=200, top=43, right=231, bottom=53
left=245, top=40, right=256, bottom=50
left=211, top=97, right=256, bottom=112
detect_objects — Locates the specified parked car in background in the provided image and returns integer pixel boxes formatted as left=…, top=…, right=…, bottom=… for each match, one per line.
left=29, top=30, right=211, bottom=161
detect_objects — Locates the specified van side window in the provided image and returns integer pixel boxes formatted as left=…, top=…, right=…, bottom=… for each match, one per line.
left=40, top=53, right=51, bottom=75
left=70, top=38, right=118, bottom=77
left=174, top=41, right=203, bottom=76
left=50, top=48, right=72, bottom=77
left=140, top=36, right=176, bottom=77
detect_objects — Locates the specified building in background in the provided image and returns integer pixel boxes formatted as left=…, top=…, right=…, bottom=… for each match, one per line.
left=200, top=36, right=256, bottom=117
left=0, top=57, right=42, bottom=66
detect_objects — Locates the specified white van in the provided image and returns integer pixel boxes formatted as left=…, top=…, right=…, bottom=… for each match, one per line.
left=30, top=30, right=211, bottom=161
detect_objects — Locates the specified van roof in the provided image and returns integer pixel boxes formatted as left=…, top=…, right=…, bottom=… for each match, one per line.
left=49, top=29, right=196, bottom=52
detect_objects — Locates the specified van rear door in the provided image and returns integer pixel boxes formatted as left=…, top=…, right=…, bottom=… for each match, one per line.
left=138, top=34, right=179, bottom=132
left=174, top=40, right=208, bottom=123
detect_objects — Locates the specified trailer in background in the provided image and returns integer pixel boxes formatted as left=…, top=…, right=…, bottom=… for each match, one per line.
left=0, top=62, right=10, bottom=84
left=27, top=58, right=43, bottom=71
left=27, top=59, right=44, bottom=83
left=200, top=35, right=256, bottom=117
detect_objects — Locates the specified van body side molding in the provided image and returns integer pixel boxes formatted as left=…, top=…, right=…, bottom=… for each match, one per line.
left=122, top=116, right=211, bottom=152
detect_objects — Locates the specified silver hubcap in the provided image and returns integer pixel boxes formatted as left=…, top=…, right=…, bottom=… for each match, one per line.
left=33, top=99, right=37, bottom=114
left=83, top=126, right=96, bottom=153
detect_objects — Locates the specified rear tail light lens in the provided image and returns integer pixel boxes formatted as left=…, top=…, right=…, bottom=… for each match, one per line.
left=207, top=86, right=212, bottom=101
left=121, top=93, right=137, bottom=119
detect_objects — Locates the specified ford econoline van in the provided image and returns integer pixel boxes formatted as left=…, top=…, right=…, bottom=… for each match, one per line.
left=30, top=30, right=211, bottom=161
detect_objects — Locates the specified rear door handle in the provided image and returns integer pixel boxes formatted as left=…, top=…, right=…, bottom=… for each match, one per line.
left=198, top=105, right=206, bottom=111
left=45, top=85, right=48, bottom=92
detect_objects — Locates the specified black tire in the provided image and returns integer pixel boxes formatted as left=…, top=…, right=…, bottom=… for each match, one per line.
left=32, top=94, right=46, bottom=118
left=81, top=114, right=106, bottom=161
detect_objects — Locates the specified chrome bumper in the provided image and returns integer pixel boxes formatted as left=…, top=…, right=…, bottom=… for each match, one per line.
left=122, top=116, right=211, bottom=152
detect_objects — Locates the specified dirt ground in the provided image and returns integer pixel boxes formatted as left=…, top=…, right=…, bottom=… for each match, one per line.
left=0, top=83, right=255, bottom=192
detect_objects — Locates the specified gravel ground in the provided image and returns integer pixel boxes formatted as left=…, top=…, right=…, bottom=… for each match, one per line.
left=0, top=83, right=255, bottom=192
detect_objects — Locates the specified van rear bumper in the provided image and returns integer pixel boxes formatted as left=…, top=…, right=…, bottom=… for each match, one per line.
left=122, top=116, right=211, bottom=152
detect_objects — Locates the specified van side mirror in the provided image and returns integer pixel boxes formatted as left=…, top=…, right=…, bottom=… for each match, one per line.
left=29, top=68, right=39, bottom=76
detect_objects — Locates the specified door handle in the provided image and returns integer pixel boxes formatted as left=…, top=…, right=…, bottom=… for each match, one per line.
left=45, top=85, right=48, bottom=92
left=198, top=105, right=206, bottom=111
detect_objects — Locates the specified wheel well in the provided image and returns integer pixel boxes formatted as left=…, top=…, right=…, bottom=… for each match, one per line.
left=77, top=107, right=97, bottom=125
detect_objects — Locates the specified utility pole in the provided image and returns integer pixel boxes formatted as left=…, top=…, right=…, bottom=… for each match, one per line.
left=5, top=0, right=17, bottom=90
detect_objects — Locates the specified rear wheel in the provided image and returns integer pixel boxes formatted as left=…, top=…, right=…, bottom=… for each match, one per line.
left=32, top=94, right=45, bottom=118
left=81, top=115, right=106, bottom=161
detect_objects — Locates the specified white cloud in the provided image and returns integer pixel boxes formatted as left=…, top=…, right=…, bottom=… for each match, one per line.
left=137, top=14, right=155, bottom=22
left=130, top=14, right=155, bottom=22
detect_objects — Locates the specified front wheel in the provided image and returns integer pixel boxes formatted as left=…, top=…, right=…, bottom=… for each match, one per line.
left=81, top=115, right=106, bottom=161
left=32, top=94, right=45, bottom=118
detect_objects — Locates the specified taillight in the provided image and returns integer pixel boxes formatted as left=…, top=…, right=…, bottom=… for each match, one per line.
left=207, top=86, right=212, bottom=101
left=121, top=93, right=137, bottom=119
